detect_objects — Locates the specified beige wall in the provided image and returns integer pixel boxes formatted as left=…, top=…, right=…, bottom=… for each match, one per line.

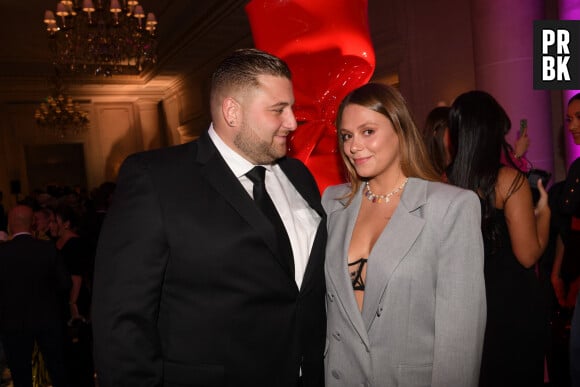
left=0, top=97, right=165, bottom=209
left=0, top=72, right=212, bottom=209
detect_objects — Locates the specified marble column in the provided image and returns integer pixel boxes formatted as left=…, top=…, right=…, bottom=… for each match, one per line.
left=472, top=0, right=554, bottom=172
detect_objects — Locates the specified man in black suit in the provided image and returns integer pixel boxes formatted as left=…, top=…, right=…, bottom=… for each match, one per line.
left=0, top=205, right=71, bottom=387
left=92, top=48, right=327, bottom=387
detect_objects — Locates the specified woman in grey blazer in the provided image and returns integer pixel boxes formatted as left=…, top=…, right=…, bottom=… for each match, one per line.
left=322, top=83, right=487, bottom=387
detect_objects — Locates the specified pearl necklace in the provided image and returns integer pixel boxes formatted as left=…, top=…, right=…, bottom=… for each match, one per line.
left=364, top=178, right=408, bottom=204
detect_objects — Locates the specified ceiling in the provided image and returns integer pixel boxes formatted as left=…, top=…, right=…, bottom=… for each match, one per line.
left=0, top=0, right=400, bottom=99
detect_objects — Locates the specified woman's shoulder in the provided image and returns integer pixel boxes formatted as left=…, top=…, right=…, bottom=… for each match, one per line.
left=497, top=165, right=524, bottom=181
left=496, top=166, right=527, bottom=204
left=422, top=179, right=479, bottom=204
left=322, top=183, right=350, bottom=197
left=321, top=183, right=351, bottom=213
left=417, top=180, right=481, bottom=223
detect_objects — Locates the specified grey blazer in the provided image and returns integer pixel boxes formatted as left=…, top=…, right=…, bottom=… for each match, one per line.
left=322, top=178, right=486, bottom=387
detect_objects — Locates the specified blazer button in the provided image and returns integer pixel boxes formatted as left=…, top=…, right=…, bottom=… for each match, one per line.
left=376, top=306, right=383, bottom=317
left=327, top=292, right=335, bottom=302
left=331, top=370, right=341, bottom=379
left=332, top=331, right=342, bottom=341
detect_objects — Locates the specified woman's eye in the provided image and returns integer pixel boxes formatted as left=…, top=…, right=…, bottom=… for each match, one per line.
left=340, top=133, right=352, bottom=141
left=363, top=129, right=374, bottom=136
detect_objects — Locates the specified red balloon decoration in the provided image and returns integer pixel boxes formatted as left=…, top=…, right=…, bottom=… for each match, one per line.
left=245, top=0, right=376, bottom=192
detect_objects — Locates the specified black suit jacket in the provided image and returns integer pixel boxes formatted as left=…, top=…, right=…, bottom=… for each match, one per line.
left=0, top=234, right=70, bottom=333
left=92, top=132, right=327, bottom=387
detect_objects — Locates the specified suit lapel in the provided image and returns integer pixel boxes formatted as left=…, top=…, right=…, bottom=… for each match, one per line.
left=278, top=158, right=326, bottom=292
left=278, top=158, right=324, bottom=216
left=326, top=189, right=370, bottom=347
left=361, top=178, right=426, bottom=330
left=196, top=133, right=287, bottom=274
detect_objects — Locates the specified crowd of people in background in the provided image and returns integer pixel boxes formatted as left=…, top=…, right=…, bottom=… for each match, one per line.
left=0, top=181, right=115, bottom=387
left=420, top=92, right=580, bottom=387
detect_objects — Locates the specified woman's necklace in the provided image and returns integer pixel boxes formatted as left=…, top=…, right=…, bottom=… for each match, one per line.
left=364, top=178, right=408, bottom=204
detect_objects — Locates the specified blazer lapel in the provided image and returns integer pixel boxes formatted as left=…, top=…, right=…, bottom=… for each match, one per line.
left=326, top=189, right=371, bottom=347
left=361, top=178, right=427, bottom=330
left=196, top=133, right=289, bottom=275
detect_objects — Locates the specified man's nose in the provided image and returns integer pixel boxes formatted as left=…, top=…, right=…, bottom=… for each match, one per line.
left=284, top=109, right=298, bottom=131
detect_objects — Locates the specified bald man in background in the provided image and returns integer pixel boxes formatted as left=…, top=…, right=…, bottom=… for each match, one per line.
left=0, top=205, right=71, bottom=387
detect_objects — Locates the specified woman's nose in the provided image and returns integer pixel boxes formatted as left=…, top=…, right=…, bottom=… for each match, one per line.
left=349, top=137, right=362, bottom=153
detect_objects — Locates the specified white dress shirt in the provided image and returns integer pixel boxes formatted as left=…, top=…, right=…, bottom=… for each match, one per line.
left=208, top=125, right=320, bottom=289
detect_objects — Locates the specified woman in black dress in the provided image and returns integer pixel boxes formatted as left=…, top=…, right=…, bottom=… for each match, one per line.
left=54, top=205, right=93, bottom=387
left=447, top=91, right=551, bottom=387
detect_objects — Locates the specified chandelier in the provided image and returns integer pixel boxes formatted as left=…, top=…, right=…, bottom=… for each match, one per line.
left=34, top=72, right=90, bottom=138
left=43, top=0, right=158, bottom=77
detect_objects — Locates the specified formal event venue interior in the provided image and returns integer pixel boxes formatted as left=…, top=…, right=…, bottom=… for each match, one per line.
left=1, top=0, right=580, bottom=387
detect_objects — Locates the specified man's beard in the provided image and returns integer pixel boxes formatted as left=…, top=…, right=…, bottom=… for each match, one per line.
left=234, top=122, right=287, bottom=165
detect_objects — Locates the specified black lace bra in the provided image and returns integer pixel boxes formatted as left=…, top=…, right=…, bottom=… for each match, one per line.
left=348, top=257, right=367, bottom=291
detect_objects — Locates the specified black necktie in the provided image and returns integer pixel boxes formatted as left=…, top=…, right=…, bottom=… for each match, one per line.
left=246, top=166, right=294, bottom=277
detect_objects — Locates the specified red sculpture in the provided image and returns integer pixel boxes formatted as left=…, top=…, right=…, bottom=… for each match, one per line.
left=245, top=0, right=376, bottom=192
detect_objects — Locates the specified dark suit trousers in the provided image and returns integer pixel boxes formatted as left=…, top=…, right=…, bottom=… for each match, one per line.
left=1, top=326, right=69, bottom=387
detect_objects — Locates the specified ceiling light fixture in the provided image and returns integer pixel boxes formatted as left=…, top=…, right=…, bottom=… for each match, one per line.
left=34, top=70, right=90, bottom=138
left=43, top=0, right=158, bottom=77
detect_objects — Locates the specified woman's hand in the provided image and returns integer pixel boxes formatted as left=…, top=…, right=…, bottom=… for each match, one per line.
left=552, top=276, right=567, bottom=307
left=514, top=132, right=530, bottom=158
left=534, top=179, right=549, bottom=217
left=69, top=303, right=81, bottom=320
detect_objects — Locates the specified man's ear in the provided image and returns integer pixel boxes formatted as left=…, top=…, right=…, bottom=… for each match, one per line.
left=223, top=97, right=239, bottom=127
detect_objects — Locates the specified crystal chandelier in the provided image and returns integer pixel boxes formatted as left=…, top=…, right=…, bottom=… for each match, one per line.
left=43, top=0, right=158, bottom=77
left=34, top=95, right=90, bottom=138
left=34, top=72, right=90, bottom=138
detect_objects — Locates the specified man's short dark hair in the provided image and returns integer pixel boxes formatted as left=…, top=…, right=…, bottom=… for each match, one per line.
left=210, top=48, right=291, bottom=102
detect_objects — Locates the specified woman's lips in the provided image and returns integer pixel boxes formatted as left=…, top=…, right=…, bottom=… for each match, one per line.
left=353, top=156, right=371, bottom=165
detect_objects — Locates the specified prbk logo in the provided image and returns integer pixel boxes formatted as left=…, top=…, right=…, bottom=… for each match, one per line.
left=534, top=20, right=580, bottom=89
